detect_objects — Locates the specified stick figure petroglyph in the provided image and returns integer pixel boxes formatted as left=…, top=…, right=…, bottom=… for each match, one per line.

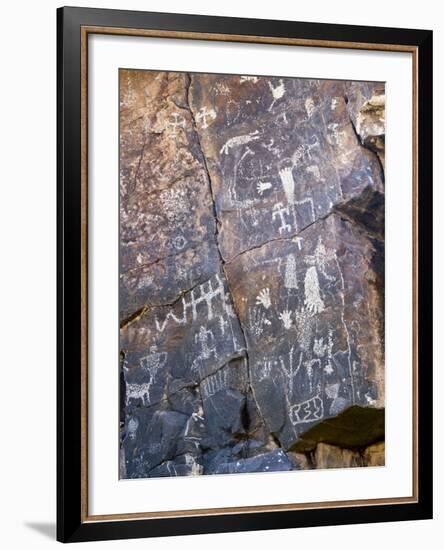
left=140, top=346, right=168, bottom=373
left=248, top=307, right=271, bottom=338
left=272, top=202, right=292, bottom=234
left=155, top=275, right=227, bottom=332
left=220, top=131, right=260, bottom=155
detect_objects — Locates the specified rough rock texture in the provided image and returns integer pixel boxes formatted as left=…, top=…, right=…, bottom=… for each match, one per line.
left=119, top=70, right=385, bottom=478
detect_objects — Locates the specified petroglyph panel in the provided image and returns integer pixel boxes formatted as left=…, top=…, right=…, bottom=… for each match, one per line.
left=119, top=69, right=385, bottom=479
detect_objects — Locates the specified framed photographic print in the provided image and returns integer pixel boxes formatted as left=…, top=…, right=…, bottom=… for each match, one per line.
left=57, top=6, right=433, bottom=543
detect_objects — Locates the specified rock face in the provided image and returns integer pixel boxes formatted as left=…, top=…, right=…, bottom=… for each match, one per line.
left=119, top=70, right=385, bottom=479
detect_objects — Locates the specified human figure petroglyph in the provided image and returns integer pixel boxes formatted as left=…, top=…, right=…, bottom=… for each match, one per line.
left=278, top=166, right=295, bottom=204
left=272, top=202, right=292, bottom=234
left=278, top=310, right=293, bottom=330
left=248, top=307, right=271, bottom=339
left=239, top=75, right=258, bottom=83
left=195, top=106, right=217, bottom=129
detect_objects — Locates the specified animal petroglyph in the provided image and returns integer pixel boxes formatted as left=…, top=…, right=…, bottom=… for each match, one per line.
left=167, top=112, right=186, bottom=137
left=284, top=253, right=298, bottom=289
left=220, top=131, right=260, bottom=155
left=279, top=348, right=303, bottom=396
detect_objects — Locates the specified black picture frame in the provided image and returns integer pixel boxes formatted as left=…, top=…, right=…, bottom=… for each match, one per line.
left=57, top=6, right=433, bottom=543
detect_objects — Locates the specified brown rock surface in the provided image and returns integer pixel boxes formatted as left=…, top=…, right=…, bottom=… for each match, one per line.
left=119, top=69, right=385, bottom=478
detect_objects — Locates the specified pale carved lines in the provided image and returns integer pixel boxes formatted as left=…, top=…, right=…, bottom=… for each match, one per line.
left=268, top=79, right=286, bottom=111
left=278, top=310, right=293, bottom=330
left=304, top=266, right=325, bottom=314
left=200, top=368, right=228, bottom=400
left=195, top=106, right=216, bottom=129
left=255, top=288, right=271, bottom=309
left=284, top=253, right=298, bottom=289
left=155, top=275, right=227, bottom=333
left=167, top=112, right=186, bottom=137
left=126, top=382, right=152, bottom=406
left=290, top=394, right=324, bottom=426
left=248, top=307, right=271, bottom=338
left=220, top=131, right=260, bottom=155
